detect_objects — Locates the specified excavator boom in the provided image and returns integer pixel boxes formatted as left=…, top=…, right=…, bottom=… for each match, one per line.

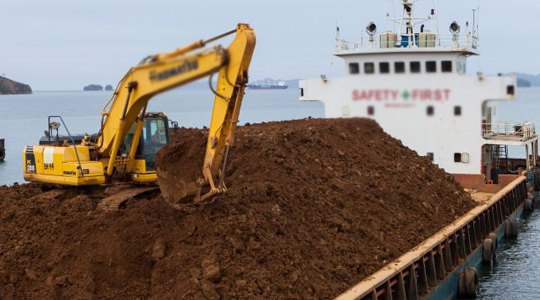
left=156, top=25, right=257, bottom=203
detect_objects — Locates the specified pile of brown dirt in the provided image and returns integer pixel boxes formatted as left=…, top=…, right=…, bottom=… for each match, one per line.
left=0, top=118, right=475, bottom=300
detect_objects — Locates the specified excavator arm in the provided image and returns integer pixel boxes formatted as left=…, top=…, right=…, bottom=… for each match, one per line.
left=97, top=24, right=256, bottom=202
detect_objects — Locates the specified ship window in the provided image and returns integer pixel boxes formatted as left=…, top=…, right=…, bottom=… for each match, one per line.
left=349, top=63, right=360, bottom=74
left=426, top=61, right=437, bottom=73
left=300, top=88, right=304, bottom=97
left=367, top=106, right=375, bottom=116
left=427, top=152, right=434, bottom=162
left=379, top=62, right=390, bottom=74
left=410, top=61, right=421, bottom=73
left=364, top=62, right=375, bottom=74
left=395, top=62, right=405, bottom=73
left=442, top=61, right=453, bottom=72
left=427, top=106, right=434, bottom=116
left=507, top=85, right=515, bottom=96
left=454, top=153, right=462, bottom=163
left=454, top=106, right=462, bottom=116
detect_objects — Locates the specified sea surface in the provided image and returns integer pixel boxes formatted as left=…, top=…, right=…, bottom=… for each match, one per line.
left=1, top=87, right=540, bottom=298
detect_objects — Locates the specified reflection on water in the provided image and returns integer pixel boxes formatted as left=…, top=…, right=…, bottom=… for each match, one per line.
left=478, top=211, right=540, bottom=300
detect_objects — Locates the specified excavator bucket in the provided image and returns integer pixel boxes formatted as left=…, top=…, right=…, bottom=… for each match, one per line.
left=157, top=167, right=201, bottom=205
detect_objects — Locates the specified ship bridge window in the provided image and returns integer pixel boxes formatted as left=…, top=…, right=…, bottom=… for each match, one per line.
left=349, top=63, right=360, bottom=74
left=426, top=61, right=437, bottom=73
left=379, top=62, right=390, bottom=74
left=454, top=152, right=470, bottom=163
left=454, top=106, right=462, bottom=116
left=367, top=106, right=375, bottom=116
left=427, top=152, right=434, bottom=162
left=364, top=63, right=375, bottom=74
left=442, top=61, right=453, bottom=73
left=410, top=61, right=421, bottom=73
left=395, top=62, right=405, bottom=74
left=507, top=85, right=515, bottom=96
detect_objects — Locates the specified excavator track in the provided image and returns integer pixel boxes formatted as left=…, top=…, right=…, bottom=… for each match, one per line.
left=29, top=188, right=68, bottom=201
left=97, top=186, right=159, bottom=211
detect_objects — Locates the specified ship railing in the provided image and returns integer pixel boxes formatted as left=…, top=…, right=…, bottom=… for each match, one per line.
left=483, top=122, right=537, bottom=141
left=335, top=32, right=479, bottom=53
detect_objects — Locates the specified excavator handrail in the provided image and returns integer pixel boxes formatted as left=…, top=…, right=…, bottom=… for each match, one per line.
left=47, top=116, right=85, bottom=178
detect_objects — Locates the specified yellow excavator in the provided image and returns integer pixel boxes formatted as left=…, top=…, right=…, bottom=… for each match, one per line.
left=22, top=24, right=256, bottom=203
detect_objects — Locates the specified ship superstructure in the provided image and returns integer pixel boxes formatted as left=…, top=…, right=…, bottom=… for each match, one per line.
left=300, top=0, right=538, bottom=185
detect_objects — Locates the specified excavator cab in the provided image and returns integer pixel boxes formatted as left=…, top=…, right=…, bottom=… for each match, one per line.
left=141, top=113, right=169, bottom=170
left=121, top=112, right=171, bottom=179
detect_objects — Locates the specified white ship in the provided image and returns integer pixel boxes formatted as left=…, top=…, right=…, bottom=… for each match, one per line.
left=247, top=80, right=289, bottom=90
left=299, top=0, right=538, bottom=188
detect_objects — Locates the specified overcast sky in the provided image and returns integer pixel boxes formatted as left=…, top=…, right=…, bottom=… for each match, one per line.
left=0, top=0, right=538, bottom=91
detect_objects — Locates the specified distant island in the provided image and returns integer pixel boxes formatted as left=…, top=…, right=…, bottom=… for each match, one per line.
left=513, top=73, right=540, bottom=88
left=517, top=78, right=531, bottom=88
left=83, top=84, right=103, bottom=91
left=83, top=84, right=114, bottom=91
left=0, top=76, right=32, bottom=95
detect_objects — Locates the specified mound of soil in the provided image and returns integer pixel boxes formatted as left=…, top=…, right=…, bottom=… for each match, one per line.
left=0, top=118, right=475, bottom=300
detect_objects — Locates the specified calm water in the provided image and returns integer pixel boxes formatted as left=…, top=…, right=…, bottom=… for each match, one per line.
left=1, top=87, right=540, bottom=298
left=477, top=88, right=540, bottom=298
left=478, top=212, right=540, bottom=300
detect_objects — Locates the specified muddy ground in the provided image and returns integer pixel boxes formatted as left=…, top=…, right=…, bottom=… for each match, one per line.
left=0, top=118, right=475, bottom=300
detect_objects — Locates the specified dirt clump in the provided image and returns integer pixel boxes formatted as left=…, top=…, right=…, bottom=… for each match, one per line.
left=0, top=118, right=475, bottom=300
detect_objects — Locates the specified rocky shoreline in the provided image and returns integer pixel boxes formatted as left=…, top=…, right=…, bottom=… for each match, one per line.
left=0, top=76, right=32, bottom=94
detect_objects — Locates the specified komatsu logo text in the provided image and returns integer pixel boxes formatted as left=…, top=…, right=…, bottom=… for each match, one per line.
left=149, top=60, right=199, bottom=82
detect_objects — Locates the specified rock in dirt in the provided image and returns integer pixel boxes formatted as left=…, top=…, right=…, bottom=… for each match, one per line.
left=151, top=238, right=166, bottom=262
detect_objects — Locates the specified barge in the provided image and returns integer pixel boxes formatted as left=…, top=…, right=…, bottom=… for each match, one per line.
left=298, top=0, right=538, bottom=298
left=334, top=175, right=531, bottom=300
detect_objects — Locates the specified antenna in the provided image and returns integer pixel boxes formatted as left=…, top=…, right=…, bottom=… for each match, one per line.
left=431, top=0, right=441, bottom=45
left=392, top=1, right=396, bottom=32
left=471, top=7, right=480, bottom=50
left=472, top=9, right=476, bottom=37
left=335, top=21, right=341, bottom=51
